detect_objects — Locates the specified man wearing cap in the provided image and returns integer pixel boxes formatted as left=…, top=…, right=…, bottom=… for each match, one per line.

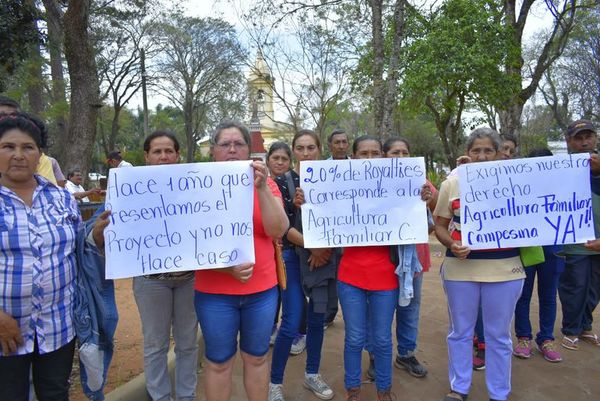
left=558, top=119, right=600, bottom=351
left=106, top=151, right=133, bottom=168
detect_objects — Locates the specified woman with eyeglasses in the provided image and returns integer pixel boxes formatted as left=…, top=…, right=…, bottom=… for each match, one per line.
left=434, top=128, right=525, bottom=401
left=194, top=121, right=288, bottom=401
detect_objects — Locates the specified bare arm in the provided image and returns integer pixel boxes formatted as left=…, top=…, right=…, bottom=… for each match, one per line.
left=434, top=215, right=470, bottom=259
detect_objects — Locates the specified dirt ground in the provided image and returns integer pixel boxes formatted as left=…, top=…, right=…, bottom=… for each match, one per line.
left=70, top=239, right=600, bottom=401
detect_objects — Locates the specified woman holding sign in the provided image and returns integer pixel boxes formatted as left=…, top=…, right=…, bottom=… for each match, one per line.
left=337, top=135, right=398, bottom=401
left=133, top=130, right=200, bottom=401
left=266, top=141, right=308, bottom=354
left=379, top=137, right=437, bottom=379
left=433, top=128, right=525, bottom=401
left=268, top=130, right=337, bottom=401
left=194, top=121, right=288, bottom=401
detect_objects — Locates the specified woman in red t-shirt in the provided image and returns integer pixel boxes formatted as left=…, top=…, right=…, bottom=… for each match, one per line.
left=194, top=121, right=288, bottom=401
left=337, top=135, right=399, bottom=401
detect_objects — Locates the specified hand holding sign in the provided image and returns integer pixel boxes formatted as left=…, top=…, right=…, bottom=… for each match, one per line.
left=222, top=263, right=254, bottom=283
left=104, top=161, right=255, bottom=279
left=458, top=154, right=595, bottom=249
left=300, top=158, right=429, bottom=248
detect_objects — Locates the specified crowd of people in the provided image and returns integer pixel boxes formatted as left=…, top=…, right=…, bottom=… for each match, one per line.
left=1, top=93, right=599, bottom=401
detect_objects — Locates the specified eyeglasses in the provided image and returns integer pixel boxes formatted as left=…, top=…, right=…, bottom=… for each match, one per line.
left=216, top=141, right=248, bottom=150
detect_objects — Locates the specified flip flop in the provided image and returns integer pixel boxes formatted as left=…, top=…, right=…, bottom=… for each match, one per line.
left=561, top=335, right=579, bottom=350
left=580, top=332, right=600, bottom=346
left=443, top=391, right=468, bottom=401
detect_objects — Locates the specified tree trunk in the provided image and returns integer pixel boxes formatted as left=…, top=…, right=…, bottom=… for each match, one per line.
left=369, top=0, right=385, bottom=136
left=369, top=0, right=406, bottom=139
left=499, top=0, right=576, bottom=139
left=26, top=43, right=44, bottom=116
left=380, top=0, right=406, bottom=140
left=60, top=0, right=100, bottom=176
left=184, top=92, right=195, bottom=163
left=498, top=103, right=524, bottom=138
left=26, top=0, right=44, bottom=116
left=109, top=105, right=122, bottom=152
left=43, top=0, right=68, bottom=135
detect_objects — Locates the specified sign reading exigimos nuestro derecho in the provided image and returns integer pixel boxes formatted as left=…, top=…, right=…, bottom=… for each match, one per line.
left=103, top=161, right=255, bottom=279
left=300, top=158, right=429, bottom=248
left=458, top=153, right=595, bottom=250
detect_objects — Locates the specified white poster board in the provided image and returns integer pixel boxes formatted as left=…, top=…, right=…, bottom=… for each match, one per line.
left=300, top=158, right=429, bottom=248
left=458, top=153, right=595, bottom=250
left=104, top=161, right=255, bottom=279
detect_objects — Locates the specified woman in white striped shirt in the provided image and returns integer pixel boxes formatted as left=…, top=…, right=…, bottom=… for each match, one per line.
left=0, top=112, right=87, bottom=401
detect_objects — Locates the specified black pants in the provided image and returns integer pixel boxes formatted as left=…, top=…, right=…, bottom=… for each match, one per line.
left=0, top=338, right=76, bottom=401
left=558, top=254, right=600, bottom=336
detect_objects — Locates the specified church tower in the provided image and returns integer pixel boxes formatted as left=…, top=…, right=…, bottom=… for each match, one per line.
left=248, top=51, right=275, bottom=127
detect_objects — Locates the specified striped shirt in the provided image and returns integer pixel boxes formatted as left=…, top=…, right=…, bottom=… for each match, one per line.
left=1, top=175, right=81, bottom=355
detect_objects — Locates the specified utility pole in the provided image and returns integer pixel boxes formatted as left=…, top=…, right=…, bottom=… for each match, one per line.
left=140, top=47, right=149, bottom=136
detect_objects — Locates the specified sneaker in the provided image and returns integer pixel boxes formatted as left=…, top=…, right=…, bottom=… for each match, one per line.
left=537, top=340, right=562, bottom=362
left=268, top=383, right=285, bottom=401
left=472, top=348, right=485, bottom=370
left=394, top=355, right=428, bottom=378
left=304, top=373, right=334, bottom=400
left=346, top=387, right=360, bottom=401
left=366, top=356, right=376, bottom=381
left=270, top=324, right=278, bottom=346
left=290, top=334, right=306, bottom=355
left=513, top=337, right=532, bottom=359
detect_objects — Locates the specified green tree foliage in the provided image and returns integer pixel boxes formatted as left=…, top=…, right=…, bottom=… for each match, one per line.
left=401, top=0, right=520, bottom=168
left=0, top=0, right=41, bottom=92
left=156, top=15, right=246, bottom=162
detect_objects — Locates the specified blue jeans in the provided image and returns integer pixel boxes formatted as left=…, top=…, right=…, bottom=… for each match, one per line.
left=271, top=249, right=324, bottom=384
left=514, top=246, right=563, bottom=344
left=133, top=276, right=199, bottom=401
left=338, top=281, right=397, bottom=391
left=396, top=273, right=423, bottom=356
left=559, top=254, right=600, bottom=336
left=195, top=286, right=277, bottom=363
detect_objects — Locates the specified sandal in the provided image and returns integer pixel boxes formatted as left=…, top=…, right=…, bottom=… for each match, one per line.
left=561, top=335, right=579, bottom=350
left=579, top=332, right=600, bottom=346
left=443, top=391, right=468, bottom=401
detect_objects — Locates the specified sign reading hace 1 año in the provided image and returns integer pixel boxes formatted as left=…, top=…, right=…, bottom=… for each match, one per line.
left=103, top=161, right=255, bottom=279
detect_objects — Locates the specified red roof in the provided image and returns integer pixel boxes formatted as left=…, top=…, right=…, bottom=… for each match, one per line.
left=250, top=129, right=266, bottom=154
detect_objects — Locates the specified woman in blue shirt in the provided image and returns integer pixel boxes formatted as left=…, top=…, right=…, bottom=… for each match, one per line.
left=0, top=112, right=108, bottom=401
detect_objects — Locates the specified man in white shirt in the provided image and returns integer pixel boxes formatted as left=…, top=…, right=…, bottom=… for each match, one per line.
left=106, top=151, right=133, bottom=168
left=65, top=170, right=102, bottom=202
